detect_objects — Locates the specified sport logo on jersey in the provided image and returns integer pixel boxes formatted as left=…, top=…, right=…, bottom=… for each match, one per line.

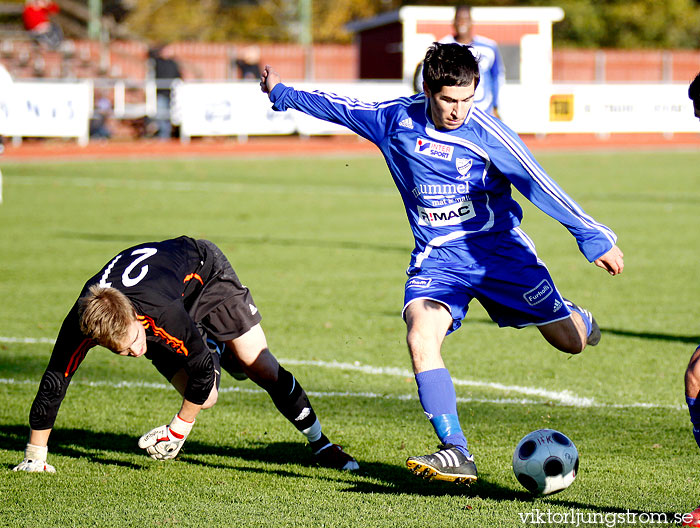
left=406, top=277, right=432, bottom=289
left=523, top=279, right=554, bottom=306
left=417, top=199, right=475, bottom=226
left=415, top=138, right=454, bottom=161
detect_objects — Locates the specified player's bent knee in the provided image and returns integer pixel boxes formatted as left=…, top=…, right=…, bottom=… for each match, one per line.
left=201, top=386, right=219, bottom=409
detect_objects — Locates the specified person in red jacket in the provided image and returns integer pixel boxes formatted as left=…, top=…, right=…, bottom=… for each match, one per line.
left=23, top=0, right=63, bottom=50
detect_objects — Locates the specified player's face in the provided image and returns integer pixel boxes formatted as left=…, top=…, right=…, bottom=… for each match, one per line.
left=454, top=8, right=472, bottom=40
left=114, top=320, right=147, bottom=357
left=425, top=82, right=476, bottom=130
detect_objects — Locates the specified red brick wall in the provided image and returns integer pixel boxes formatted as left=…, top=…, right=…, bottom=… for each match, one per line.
left=4, top=39, right=700, bottom=84
left=552, top=48, right=700, bottom=83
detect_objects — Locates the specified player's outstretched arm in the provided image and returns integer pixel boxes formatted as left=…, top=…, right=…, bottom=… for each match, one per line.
left=13, top=428, right=56, bottom=473
left=593, top=245, right=624, bottom=276
left=260, top=65, right=281, bottom=95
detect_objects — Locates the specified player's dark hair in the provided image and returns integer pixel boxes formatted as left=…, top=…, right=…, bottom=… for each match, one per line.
left=78, top=285, right=136, bottom=352
left=689, top=71, right=700, bottom=103
left=422, top=42, right=479, bottom=95
left=455, top=4, right=472, bottom=17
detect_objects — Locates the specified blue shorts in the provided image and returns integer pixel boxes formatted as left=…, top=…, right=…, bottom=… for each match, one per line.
left=402, top=228, right=571, bottom=333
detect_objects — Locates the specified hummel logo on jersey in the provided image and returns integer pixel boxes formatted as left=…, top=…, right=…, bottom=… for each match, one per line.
left=249, top=304, right=258, bottom=315
left=415, top=138, right=454, bottom=161
left=399, top=117, right=413, bottom=129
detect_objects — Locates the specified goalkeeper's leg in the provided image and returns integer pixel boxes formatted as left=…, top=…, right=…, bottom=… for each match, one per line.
left=226, top=324, right=359, bottom=470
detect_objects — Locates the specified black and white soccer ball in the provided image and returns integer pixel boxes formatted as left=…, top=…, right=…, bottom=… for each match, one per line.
left=512, top=429, right=579, bottom=495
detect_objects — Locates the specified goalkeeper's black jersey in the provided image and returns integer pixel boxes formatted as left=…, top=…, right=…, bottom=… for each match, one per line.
left=29, top=236, right=217, bottom=430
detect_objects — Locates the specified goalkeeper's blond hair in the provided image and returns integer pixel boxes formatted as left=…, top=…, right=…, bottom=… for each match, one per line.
left=78, top=285, right=136, bottom=351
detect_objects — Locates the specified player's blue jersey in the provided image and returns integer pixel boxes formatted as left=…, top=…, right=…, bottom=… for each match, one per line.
left=439, top=34, right=505, bottom=114
left=269, top=84, right=616, bottom=269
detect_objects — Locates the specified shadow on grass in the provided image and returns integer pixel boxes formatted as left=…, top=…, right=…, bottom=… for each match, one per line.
left=4, top=423, right=676, bottom=516
left=603, top=327, right=700, bottom=345
left=343, top=461, right=681, bottom=519
left=58, top=231, right=410, bottom=255
left=1, top=422, right=683, bottom=518
left=1, top=424, right=146, bottom=470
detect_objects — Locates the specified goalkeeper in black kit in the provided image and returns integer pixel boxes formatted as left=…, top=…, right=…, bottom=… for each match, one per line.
left=13, top=236, right=358, bottom=472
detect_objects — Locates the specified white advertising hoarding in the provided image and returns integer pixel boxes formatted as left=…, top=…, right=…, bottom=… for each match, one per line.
left=3, top=81, right=91, bottom=144
left=177, top=81, right=414, bottom=139
left=2, top=80, right=696, bottom=142
left=178, top=82, right=296, bottom=139
left=500, top=83, right=698, bottom=134
left=178, top=81, right=698, bottom=139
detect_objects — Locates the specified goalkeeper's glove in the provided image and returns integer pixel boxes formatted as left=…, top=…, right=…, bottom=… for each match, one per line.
left=12, top=444, right=56, bottom=473
left=138, top=414, right=194, bottom=460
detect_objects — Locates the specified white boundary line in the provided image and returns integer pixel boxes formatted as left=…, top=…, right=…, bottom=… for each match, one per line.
left=0, top=336, right=684, bottom=410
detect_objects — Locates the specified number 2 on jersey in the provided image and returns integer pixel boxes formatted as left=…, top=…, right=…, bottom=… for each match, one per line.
left=99, top=248, right=158, bottom=288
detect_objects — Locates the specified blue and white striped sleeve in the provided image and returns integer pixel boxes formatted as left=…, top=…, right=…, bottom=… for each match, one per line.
left=269, top=83, right=389, bottom=145
left=477, top=114, right=617, bottom=262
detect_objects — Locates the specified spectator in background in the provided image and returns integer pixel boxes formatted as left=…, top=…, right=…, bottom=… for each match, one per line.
left=234, top=45, right=262, bottom=80
left=413, top=4, right=505, bottom=118
left=90, top=93, right=113, bottom=140
left=149, top=45, right=182, bottom=140
left=23, top=0, right=63, bottom=50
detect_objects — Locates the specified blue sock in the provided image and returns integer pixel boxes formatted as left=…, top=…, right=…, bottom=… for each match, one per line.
left=567, top=303, right=592, bottom=336
left=415, top=368, right=471, bottom=458
left=687, top=396, right=700, bottom=449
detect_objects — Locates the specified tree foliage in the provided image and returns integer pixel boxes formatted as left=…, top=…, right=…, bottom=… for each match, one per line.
left=548, top=0, right=700, bottom=49
left=120, top=0, right=400, bottom=44
left=110, top=0, right=700, bottom=48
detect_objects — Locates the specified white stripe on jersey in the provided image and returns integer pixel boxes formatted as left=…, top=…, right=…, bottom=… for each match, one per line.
left=471, top=110, right=617, bottom=245
left=513, top=226, right=547, bottom=267
left=313, top=91, right=414, bottom=111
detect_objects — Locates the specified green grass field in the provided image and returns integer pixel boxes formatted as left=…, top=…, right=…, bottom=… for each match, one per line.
left=1, top=149, right=699, bottom=527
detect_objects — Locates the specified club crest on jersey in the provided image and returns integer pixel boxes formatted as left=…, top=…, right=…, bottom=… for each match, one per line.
left=415, top=138, right=454, bottom=161
left=456, top=158, right=472, bottom=178
left=523, top=279, right=554, bottom=306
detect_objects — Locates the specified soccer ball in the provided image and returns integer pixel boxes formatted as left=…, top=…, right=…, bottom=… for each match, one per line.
left=512, top=429, right=579, bottom=495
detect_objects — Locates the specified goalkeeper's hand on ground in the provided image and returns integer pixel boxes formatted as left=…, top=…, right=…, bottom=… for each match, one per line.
left=12, top=444, right=56, bottom=473
left=138, top=414, right=194, bottom=460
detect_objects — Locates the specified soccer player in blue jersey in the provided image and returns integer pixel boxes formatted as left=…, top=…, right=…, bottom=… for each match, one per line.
left=260, top=42, right=624, bottom=485
left=682, top=71, right=700, bottom=527
left=439, top=4, right=505, bottom=117
left=413, top=4, right=505, bottom=117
